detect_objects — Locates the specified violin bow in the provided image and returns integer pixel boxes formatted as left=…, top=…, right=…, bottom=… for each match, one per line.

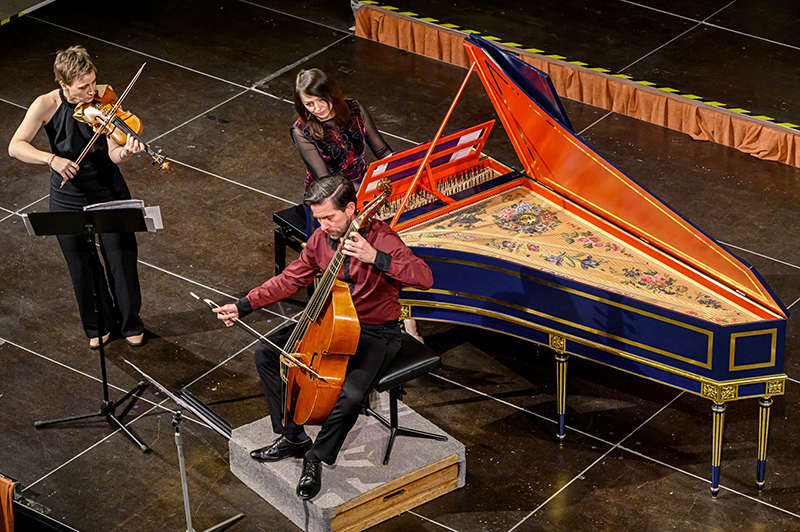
left=62, top=63, right=147, bottom=188
left=190, top=292, right=331, bottom=384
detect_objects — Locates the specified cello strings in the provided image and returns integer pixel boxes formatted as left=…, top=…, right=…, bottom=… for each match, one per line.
left=280, top=188, right=388, bottom=380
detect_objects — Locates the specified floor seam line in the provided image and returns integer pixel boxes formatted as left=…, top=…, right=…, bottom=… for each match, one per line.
left=252, top=34, right=353, bottom=88
left=717, top=240, right=800, bottom=271
left=619, top=0, right=800, bottom=52
left=28, top=17, right=252, bottom=91
left=0, top=96, right=28, bottom=110
left=0, top=336, right=157, bottom=401
left=145, top=89, right=251, bottom=145
left=406, top=510, right=461, bottom=531
left=617, top=0, right=700, bottom=23
left=617, top=444, right=800, bottom=518
left=237, top=0, right=355, bottom=35
left=432, top=373, right=614, bottom=444
left=617, top=22, right=703, bottom=74
left=616, top=1, right=748, bottom=77
left=438, top=371, right=800, bottom=520
left=505, top=392, right=685, bottom=531
left=155, top=158, right=296, bottom=205
left=22, top=399, right=174, bottom=492
left=577, top=111, right=613, bottom=136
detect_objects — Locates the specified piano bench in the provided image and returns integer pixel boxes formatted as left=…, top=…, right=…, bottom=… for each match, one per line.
left=273, top=203, right=308, bottom=275
left=365, top=333, right=447, bottom=465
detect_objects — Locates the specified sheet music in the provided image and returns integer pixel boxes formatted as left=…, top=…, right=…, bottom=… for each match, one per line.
left=450, top=130, right=481, bottom=162
left=83, top=199, right=145, bottom=211
left=81, top=199, right=162, bottom=232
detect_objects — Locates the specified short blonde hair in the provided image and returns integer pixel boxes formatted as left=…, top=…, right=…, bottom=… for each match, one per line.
left=53, top=45, right=95, bottom=85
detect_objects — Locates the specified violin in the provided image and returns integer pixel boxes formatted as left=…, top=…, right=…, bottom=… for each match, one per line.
left=77, top=85, right=169, bottom=170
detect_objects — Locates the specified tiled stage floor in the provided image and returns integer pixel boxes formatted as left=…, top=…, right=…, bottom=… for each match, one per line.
left=1, top=1, right=799, bottom=531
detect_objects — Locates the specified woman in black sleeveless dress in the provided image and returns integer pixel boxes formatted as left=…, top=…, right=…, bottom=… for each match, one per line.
left=9, top=45, right=146, bottom=348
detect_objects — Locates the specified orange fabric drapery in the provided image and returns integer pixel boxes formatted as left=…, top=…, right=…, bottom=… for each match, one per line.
left=355, top=6, right=800, bottom=168
left=0, top=475, right=14, bottom=532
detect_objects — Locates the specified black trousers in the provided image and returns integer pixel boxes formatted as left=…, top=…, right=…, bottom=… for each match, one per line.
left=254, top=320, right=402, bottom=465
left=49, top=170, right=143, bottom=338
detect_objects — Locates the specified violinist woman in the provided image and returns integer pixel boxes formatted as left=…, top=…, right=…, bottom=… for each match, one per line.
left=292, top=68, right=424, bottom=342
left=214, top=174, right=433, bottom=500
left=9, top=45, right=146, bottom=348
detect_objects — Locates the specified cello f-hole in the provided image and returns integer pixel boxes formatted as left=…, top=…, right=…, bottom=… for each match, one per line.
left=309, top=352, right=319, bottom=380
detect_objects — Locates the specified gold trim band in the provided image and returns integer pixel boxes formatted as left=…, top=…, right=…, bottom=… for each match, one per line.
left=406, top=280, right=714, bottom=368
left=402, top=298, right=786, bottom=403
left=729, top=329, right=778, bottom=371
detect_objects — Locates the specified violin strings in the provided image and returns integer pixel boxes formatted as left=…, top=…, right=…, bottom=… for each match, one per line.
left=108, top=115, right=164, bottom=164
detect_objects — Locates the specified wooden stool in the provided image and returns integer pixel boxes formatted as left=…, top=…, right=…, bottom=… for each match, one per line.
left=365, top=333, right=448, bottom=465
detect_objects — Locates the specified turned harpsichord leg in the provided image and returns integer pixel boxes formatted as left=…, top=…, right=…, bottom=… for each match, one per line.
left=756, top=396, right=772, bottom=492
left=551, top=334, right=569, bottom=444
left=555, top=352, right=569, bottom=443
left=711, top=402, right=726, bottom=498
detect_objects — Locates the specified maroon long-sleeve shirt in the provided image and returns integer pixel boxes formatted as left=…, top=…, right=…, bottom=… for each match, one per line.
left=235, top=219, right=433, bottom=325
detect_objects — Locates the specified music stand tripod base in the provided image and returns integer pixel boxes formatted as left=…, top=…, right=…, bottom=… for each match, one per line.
left=34, top=381, right=151, bottom=452
left=25, top=208, right=154, bottom=452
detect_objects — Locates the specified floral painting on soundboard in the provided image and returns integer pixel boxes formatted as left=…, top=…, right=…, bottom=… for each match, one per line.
left=401, top=187, right=752, bottom=324
left=492, top=198, right=561, bottom=235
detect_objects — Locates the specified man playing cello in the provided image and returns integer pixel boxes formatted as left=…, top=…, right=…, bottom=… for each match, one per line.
left=213, top=174, right=433, bottom=500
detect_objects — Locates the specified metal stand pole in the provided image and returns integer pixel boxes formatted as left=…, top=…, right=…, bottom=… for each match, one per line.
left=34, top=222, right=149, bottom=452
left=172, top=411, right=244, bottom=532
left=174, top=412, right=196, bottom=532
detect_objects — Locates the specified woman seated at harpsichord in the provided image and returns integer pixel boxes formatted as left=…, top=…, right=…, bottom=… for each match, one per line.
left=290, top=68, right=423, bottom=342
left=291, top=68, right=392, bottom=190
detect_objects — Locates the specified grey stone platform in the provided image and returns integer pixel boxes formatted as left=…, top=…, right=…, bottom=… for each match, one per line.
left=230, top=393, right=465, bottom=532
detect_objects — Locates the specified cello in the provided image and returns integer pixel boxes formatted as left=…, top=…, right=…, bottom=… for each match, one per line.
left=194, top=178, right=392, bottom=426
left=280, top=178, right=392, bottom=426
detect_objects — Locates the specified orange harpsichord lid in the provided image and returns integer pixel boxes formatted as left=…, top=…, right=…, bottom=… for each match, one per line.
left=463, top=35, right=786, bottom=318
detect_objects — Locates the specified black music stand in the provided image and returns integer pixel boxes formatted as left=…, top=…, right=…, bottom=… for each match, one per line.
left=124, top=359, right=244, bottom=532
left=25, top=207, right=153, bottom=452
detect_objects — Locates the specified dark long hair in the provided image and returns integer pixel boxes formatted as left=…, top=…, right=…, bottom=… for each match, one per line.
left=294, top=69, right=351, bottom=140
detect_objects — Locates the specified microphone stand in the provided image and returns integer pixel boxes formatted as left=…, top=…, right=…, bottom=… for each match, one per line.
left=125, top=360, right=244, bottom=532
left=173, top=411, right=243, bottom=532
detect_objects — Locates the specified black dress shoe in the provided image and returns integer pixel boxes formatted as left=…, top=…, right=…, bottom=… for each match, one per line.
left=250, top=436, right=312, bottom=462
left=296, top=457, right=322, bottom=500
